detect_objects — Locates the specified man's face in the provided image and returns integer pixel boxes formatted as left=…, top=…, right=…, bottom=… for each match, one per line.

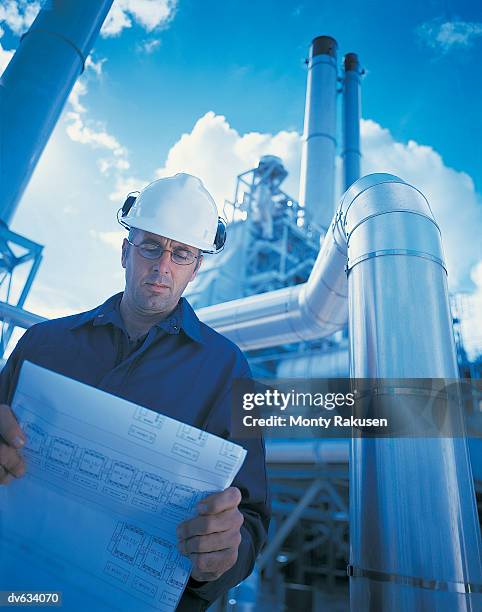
left=121, top=229, right=202, bottom=316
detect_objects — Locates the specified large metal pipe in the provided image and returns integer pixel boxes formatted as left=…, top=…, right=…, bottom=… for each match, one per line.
left=197, top=223, right=348, bottom=350
left=346, top=177, right=482, bottom=610
left=0, top=0, right=114, bottom=226
left=203, top=173, right=482, bottom=607
left=342, top=53, right=362, bottom=191
left=298, top=35, right=338, bottom=235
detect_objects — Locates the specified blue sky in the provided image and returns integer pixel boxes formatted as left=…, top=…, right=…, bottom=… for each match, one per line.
left=98, top=0, right=482, bottom=192
left=0, top=0, right=481, bottom=355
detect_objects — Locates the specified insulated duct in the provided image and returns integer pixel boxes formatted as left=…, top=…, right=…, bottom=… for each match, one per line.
left=298, top=35, right=338, bottom=234
left=0, top=0, right=114, bottom=226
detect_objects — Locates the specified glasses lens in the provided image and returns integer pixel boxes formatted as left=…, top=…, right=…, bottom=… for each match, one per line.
left=136, top=242, right=195, bottom=265
left=138, top=243, right=163, bottom=259
left=172, top=249, right=195, bottom=265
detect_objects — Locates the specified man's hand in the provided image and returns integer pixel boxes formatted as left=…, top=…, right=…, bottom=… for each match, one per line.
left=0, top=404, right=26, bottom=485
left=176, top=486, right=244, bottom=582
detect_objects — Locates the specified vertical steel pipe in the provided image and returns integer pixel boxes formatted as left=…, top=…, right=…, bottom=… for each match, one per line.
left=347, top=175, right=482, bottom=610
left=298, top=36, right=338, bottom=235
left=201, top=173, right=482, bottom=609
left=342, top=53, right=362, bottom=191
left=0, top=0, right=114, bottom=226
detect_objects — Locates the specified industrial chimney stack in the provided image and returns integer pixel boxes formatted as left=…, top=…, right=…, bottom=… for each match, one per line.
left=342, top=52, right=363, bottom=191
left=298, top=36, right=338, bottom=236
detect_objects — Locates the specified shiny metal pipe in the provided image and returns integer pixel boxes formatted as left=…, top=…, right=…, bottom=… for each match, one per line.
left=298, top=36, right=338, bottom=234
left=197, top=221, right=348, bottom=350
left=346, top=176, right=482, bottom=610
left=341, top=53, right=362, bottom=191
left=0, top=0, right=114, bottom=225
left=201, top=173, right=482, bottom=608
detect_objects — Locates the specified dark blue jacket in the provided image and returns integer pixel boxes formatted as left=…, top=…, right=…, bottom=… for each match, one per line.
left=0, top=292, right=270, bottom=611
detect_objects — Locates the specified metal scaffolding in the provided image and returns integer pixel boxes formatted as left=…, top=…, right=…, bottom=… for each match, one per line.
left=0, top=224, right=43, bottom=354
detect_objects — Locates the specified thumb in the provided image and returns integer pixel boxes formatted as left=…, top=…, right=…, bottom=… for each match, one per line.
left=0, top=404, right=25, bottom=449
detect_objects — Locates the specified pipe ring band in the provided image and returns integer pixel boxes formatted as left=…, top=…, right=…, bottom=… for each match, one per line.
left=347, top=565, right=482, bottom=594
left=346, top=249, right=447, bottom=274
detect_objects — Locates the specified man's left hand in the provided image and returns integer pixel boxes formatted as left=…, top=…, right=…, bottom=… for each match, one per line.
left=176, top=486, right=244, bottom=582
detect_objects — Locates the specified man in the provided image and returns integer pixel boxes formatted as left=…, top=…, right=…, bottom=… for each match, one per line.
left=0, top=173, right=270, bottom=611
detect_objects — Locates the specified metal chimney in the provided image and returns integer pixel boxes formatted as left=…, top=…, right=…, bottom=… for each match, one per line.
left=0, top=0, right=114, bottom=227
left=298, top=35, right=338, bottom=235
left=342, top=52, right=362, bottom=191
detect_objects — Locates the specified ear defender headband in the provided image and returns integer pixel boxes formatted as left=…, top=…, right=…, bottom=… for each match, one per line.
left=118, top=192, right=227, bottom=254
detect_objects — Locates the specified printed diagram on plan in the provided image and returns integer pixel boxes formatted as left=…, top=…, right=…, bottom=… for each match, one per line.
left=0, top=361, right=246, bottom=611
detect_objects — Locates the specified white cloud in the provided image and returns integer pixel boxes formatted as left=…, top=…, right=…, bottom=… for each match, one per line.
left=153, top=111, right=301, bottom=213
left=360, top=119, right=482, bottom=290
left=66, top=55, right=130, bottom=176
left=67, top=54, right=107, bottom=112
left=23, top=283, right=80, bottom=320
left=0, top=41, right=14, bottom=74
left=0, top=22, right=14, bottom=75
left=138, top=38, right=161, bottom=53
left=68, top=80, right=88, bottom=113
left=65, top=111, right=128, bottom=158
left=109, top=174, right=148, bottom=202
left=98, top=157, right=130, bottom=174
left=417, top=18, right=482, bottom=52
left=102, top=4, right=132, bottom=38
left=102, top=0, right=177, bottom=37
left=0, top=0, right=40, bottom=35
left=85, top=55, right=106, bottom=77
left=89, top=230, right=125, bottom=250
left=7, top=124, right=127, bottom=320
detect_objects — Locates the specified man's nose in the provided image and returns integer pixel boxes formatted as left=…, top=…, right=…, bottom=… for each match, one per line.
left=151, top=249, right=172, bottom=273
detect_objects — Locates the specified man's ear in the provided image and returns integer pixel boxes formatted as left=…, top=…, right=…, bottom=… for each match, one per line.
left=121, top=238, right=129, bottom=269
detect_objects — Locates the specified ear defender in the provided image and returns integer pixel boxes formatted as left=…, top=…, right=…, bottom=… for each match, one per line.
left=117, top=192, right=140, bottom=230
left=122, top=194, right=138, bottom=217
left=214, top=218, right=227, bottom=252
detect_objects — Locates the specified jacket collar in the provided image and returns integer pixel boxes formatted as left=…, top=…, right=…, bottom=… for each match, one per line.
left=69, top=292, right=203, bottom=344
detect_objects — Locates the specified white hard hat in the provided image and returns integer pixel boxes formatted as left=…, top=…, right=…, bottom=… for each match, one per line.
left=119, top=173, right=221, bottom=252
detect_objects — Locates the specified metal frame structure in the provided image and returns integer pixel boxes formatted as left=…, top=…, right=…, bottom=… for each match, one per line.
left=260, top=464, right=349, bottom=586
left=0, top=224, right=43, bottom=353
left=225, top=160, right=322, bottom=298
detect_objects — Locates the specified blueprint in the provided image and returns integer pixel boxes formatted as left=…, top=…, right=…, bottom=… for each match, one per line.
left=0, top=361, right=247, bottom=611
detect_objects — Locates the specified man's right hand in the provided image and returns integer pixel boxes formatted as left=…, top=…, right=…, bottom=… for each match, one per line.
left=0, top=404, right=26, bottom=485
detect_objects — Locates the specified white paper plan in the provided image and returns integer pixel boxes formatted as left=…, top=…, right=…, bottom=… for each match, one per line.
left=0, top=361, right=247, bottom=611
